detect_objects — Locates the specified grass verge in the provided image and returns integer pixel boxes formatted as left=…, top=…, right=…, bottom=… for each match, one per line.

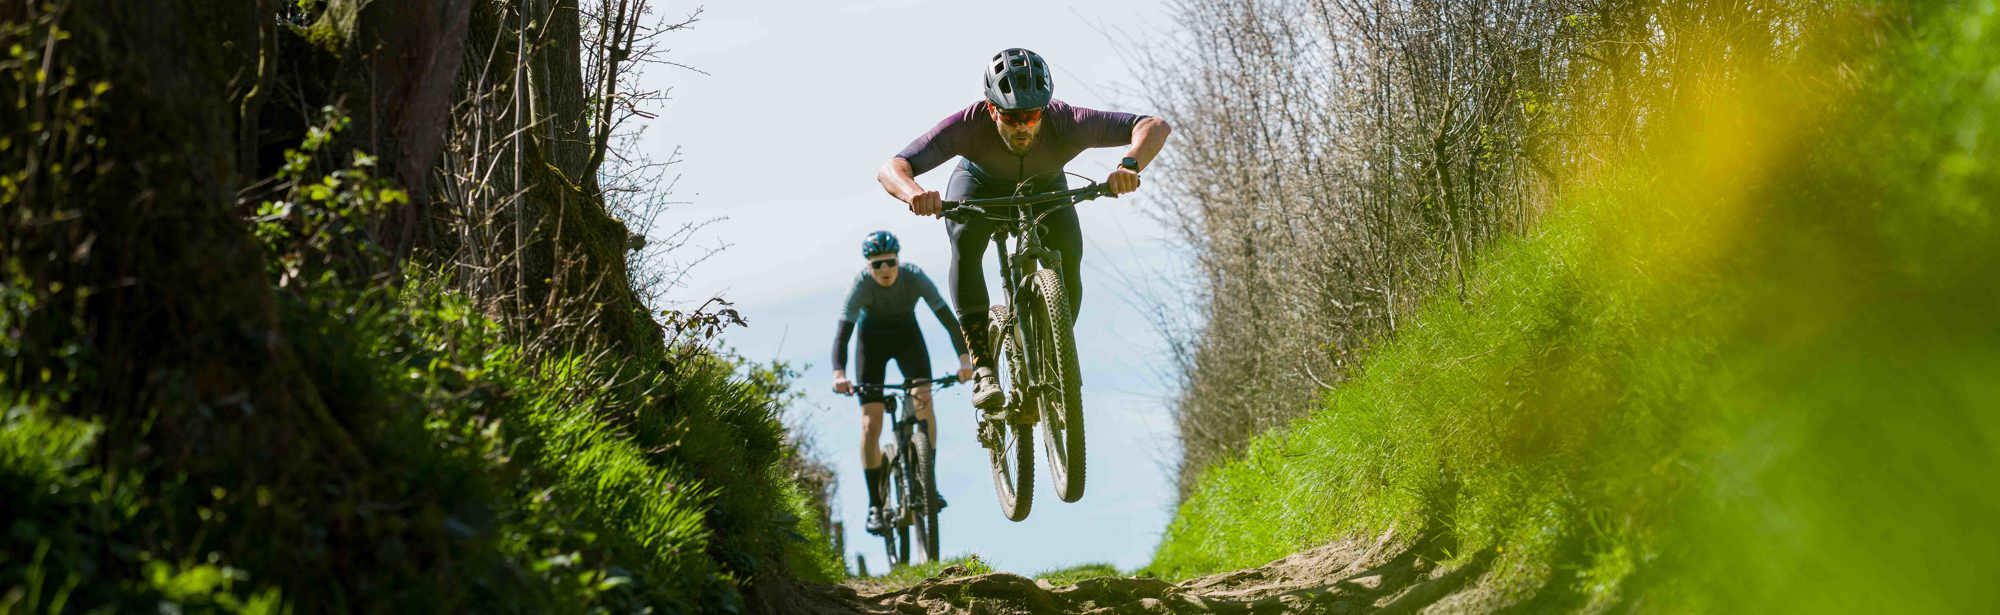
left=1033, top=563, right=1124, bottom=587
left=1151, top=3, right=2000, bottom=611
left=1, top=95, right=841, bottom=611
left=851, top=555, right=996, bottom=594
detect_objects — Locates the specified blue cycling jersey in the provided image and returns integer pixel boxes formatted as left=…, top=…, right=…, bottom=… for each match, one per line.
left=840, top=263, right=949, bottom=325
left=833, top=264, right=967, bottom=373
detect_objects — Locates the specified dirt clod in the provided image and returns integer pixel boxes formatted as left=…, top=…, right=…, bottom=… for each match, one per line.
left=811, top=528, right=1504, bottom=614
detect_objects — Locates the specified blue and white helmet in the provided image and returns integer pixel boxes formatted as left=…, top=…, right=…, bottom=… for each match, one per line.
left=861, top=230, right=900, bottom=258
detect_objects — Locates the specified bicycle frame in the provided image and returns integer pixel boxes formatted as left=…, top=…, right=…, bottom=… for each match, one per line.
left=941, top=180, right=1112, bottom=413
left=844, top=375, right=958, bottom=564
left=857, top=376, right=959, bottom=449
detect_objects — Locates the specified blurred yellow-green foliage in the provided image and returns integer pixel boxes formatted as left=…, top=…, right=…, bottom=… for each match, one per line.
left=1152, top=1, right=1999, bottom=610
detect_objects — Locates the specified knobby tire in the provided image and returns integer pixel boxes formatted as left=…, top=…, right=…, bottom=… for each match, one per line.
left=887, top=445, right=911, bottom=567
left=986, top=305, right=1035, bottom=521
left=1026, top=268, right=1087, bottom=503
left=877, top=448, right=900, bottom=568
left=910, top=426, right=941, bottom=563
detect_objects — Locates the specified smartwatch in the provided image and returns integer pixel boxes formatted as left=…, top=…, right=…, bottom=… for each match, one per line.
left=1119, top=156, right=1141, bottom=172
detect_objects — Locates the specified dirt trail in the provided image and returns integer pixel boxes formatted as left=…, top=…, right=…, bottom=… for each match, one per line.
left=796, top=528, right=1507, bottom=615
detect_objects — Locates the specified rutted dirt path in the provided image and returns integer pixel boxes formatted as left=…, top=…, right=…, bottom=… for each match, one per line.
left=794, top=528, right=1508, bottom=614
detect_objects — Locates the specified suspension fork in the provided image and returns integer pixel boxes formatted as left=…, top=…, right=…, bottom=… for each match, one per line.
left=992, top=231, right=1015, bottom=319
left=990, top=230, right=1031, bottom=377
left=1004, top=208, right=1054, bottom=391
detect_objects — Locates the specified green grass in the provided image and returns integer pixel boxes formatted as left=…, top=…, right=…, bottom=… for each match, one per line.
left=1150, top=3, right=2000, bottom=612
left=2, top=127, right=842, bottom=612
left=2, top=271, right=845, bottom=612
left=861, top=555, right=996, bottom=592
left=1033, top=562, right=1124, bottom=587
left=850, top=556, right=1122, bottom=593
left=1, top=6, right=843, bottom=611
left=855, top=558, right=1120, bottom=591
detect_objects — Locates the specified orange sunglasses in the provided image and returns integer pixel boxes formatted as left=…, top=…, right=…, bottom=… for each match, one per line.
left=993, top=107, right=1043, bottom=126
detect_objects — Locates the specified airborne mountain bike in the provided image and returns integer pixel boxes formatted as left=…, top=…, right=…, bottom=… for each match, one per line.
left=941, top=174, right=1114, bottom=521
left=842, top=375, right=957, bottom=566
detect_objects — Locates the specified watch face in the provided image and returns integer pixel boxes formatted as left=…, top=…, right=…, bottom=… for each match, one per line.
left=1120, top=157, right=1140, bottom=170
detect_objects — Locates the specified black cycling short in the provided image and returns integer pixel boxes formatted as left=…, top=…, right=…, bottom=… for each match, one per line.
left=855, top=321, right=931, bottom=407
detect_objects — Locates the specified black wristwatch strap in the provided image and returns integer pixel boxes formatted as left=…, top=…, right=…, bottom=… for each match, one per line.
left=1119, top=156, right=1141, bottom=172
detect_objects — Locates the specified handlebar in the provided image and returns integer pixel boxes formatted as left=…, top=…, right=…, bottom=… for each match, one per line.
left=835, top=374, right=961, bottom=396
left=939, top=183, right=1115, bottom=223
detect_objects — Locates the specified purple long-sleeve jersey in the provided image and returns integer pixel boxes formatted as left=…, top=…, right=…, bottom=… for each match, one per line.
left=895, top=100, right=1146, bottom=184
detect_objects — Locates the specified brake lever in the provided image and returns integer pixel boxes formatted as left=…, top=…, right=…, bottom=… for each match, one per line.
left=939, top=203, right=985, bottom=223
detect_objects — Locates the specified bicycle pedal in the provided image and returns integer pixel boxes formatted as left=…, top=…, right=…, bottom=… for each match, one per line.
left=976, top=418, right=1002, bottom=446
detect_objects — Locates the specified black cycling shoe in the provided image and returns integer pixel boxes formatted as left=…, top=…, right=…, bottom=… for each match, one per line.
left=970, top=367, right=1003, bottom=411
left=863, top=506, right=886, bottom=535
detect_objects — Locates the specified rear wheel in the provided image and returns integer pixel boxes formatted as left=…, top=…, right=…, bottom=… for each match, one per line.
left=983, top=305, right=1035, bottom=521
left=909, top=426, right=941, bottom=563
left=1026, top=269, right=1087, bottom=502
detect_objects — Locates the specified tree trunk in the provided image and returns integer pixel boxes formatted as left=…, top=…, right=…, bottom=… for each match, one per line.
left=316, top=0, right=476, bottom=258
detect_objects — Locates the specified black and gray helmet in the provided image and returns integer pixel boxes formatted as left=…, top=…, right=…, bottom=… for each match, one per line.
left=983, top=48, right=1052, bottom=111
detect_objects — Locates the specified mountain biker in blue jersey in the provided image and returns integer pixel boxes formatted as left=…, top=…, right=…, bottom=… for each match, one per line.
left=876, top=48, right=1172, bottom=412
left=832, top=231, right=973, bottom=534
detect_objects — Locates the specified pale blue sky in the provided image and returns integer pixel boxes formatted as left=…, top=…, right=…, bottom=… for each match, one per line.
left=641, top=0, right=1189, bottom=574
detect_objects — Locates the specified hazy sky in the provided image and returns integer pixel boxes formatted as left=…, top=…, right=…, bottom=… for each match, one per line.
left=640, top=0, right=1190, bottom=574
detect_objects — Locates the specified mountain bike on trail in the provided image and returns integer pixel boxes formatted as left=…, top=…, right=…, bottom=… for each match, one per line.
left=830, top=231, right=973, bottom=562
left=940, top=177, right=1117, bottom=520
left=839, top=375, right=960, bottom=566
left=874, top=47, right=1172, bottom=520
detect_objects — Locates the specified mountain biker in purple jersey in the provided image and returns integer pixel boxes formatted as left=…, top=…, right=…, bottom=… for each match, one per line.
left=876, top=48, right=1171, bottom=412
left=832, top=231, right=973, bottom=533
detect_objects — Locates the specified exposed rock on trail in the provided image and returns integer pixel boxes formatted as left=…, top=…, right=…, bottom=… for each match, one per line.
left=802, top=530, right=1504, bottom=614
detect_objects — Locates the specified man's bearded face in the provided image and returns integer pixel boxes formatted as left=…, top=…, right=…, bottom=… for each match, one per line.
left=992, top=107, right=1044, bottom=154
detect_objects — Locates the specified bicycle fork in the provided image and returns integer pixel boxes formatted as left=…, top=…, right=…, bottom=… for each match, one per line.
left=989, top=227, right=1064, bottom=427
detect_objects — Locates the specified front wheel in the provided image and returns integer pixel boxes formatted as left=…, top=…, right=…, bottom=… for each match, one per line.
left=984, top=305, right=1035, bottom=521
left=1026, top=269, right=1086, bottom=503
left=880, top=449, right=904, bottom=571
left=883, top=446, right=910, bottom=567
left=909, top=426, right=941, bottom=563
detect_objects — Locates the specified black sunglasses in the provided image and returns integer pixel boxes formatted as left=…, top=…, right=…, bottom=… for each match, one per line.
left=870, top=258, right=898, bottom=270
